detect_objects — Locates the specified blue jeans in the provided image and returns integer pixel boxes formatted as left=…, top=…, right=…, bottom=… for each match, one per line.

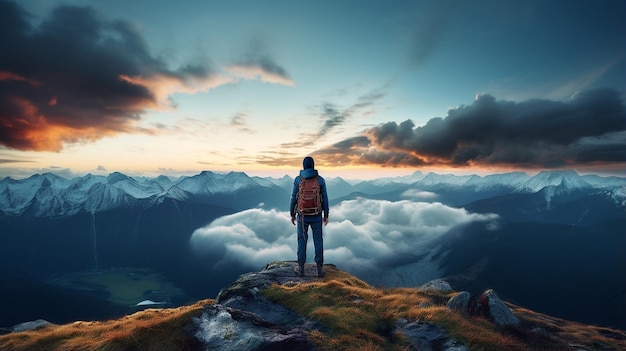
left=297, top=217, right=323, bottom=265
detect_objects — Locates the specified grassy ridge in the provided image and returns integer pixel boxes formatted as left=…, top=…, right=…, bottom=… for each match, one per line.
left=1, top=265, right=624, bottom=351
left=0, top=299, right=212, bottom=351
left=262, top=265, right=625, bottom=351
left=263, top=265, right=525, bottom=350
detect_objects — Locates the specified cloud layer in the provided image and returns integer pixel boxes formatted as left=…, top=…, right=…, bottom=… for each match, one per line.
left=313, top=88, right=626, bottom=168
left=189, top=199, right=498, bottom=274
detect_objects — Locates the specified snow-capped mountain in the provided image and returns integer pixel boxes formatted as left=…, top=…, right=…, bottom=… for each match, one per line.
left=0, top=169, right=624, bottom=331
left=515, top=170, right=592, bottom=193
left=0, top=170, right=624, bottom=218
left=0, top=171, right=285, bottom=217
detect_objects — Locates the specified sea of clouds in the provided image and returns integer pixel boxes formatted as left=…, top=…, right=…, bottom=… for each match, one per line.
left=190, top=198, right=499, bottom=276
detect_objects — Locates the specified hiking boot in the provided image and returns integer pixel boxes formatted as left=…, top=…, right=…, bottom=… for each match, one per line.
left=317, top=264, right=324, bottom=278
left=298, top=264, right=305, bottom=277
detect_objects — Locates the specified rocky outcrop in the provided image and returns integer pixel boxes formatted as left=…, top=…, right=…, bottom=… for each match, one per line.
left=446, top=291, right=472, bottom=318
left=479, top=289, right=520, bottom=327
left=445, top=289, right=520, bottom=328
left=419, top=279, right=453, bottom=293
left=191, top=261, right=320, bottom=350
left=191, top=262, right=526, bottom=350
left=394, top=319, right=467, bottom=351
left=193, top=305, right=314, bottom=351
left=215, top=261, right=320, bottom=325
left=11, top=319, right=55, bottom=333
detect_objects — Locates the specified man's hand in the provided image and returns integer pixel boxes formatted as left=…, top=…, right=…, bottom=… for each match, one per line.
left=291, top=217, right=296, bottom=225
left=323, top=217, right=329, bottom=226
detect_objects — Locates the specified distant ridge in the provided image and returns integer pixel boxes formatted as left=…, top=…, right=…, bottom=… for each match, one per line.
left=1, top=170, right=623, bottom=217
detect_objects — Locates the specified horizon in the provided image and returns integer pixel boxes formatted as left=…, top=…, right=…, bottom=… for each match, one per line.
left=2, top=166, right=624, bottom=183
left=1, top=0, right=625, bottom=180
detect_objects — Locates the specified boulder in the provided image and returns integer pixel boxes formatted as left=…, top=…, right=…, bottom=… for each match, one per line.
left=394, top=319, right=467, bottom=351
left=216, top=261, right=321, bottom=304
left=478, top=289, right=520, bottom=327
left=216, top=261, right=319, bottom=325
left=192, top=261, right=321, bottom=350
left=446, top=291, right=472, bottom=318
left=193, top=304, right=314, bottom=351
left=420, top=279, right=453, bottom=293
left=12, top=319, right=55, bottom=333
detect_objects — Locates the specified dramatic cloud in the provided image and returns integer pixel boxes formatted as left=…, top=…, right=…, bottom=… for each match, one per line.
left=189, top=199, right=498, bottom=274
left=0, top=1, right=230, bottom=151
left=314, top=88, right=626, bottom=169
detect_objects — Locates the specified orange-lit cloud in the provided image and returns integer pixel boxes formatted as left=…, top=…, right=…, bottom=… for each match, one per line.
left=0, top=71, right=39, bottom=86
left=119, top=73, right=234, bottom=110
left=0, top=2, right=231, bottom=152
left=1, top=97, right=134, bottom=151
left=308, top=89, right=626, bottom=170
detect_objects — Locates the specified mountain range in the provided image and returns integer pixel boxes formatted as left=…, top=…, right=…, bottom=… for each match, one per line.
left=0, top=170, right=624, bottom=330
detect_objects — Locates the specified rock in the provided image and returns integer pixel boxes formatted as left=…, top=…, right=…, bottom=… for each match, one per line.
left=192, top=261, right=321, bottom=350
left=193, top=304, right=314, bottom=351
left=419, top=279, right=453, bottom=293
left=216, top=261, right=322, bottom=304
left=446, top=291, right=472, bottom=317
left=216, top=261, right=319, bottom=325
left=12, top=319, right=55, bottom=333
left=478, top=289, right=520, bottom=327
left=394, top=319, right=466, bottom=351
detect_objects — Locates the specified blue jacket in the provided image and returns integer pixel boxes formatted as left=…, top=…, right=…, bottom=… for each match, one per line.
left=290, top=168, right=329, bottom=221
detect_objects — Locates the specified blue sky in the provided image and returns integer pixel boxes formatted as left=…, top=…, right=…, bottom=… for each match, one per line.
left=1, top=0, right=624, bottom=179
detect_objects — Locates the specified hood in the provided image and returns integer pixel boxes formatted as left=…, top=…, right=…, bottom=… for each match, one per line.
left=299, top=168, right=318, bottom=179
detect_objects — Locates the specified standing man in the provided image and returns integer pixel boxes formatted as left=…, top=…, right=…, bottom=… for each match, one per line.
left=290, top=156, right=329, bottom=277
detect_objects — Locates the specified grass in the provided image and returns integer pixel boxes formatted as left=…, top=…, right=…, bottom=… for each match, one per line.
left=3, top=265, right=625, bottom=351
left=263, top=265, right=626, bottom=351
left=0, top=299, right=213, bottom=351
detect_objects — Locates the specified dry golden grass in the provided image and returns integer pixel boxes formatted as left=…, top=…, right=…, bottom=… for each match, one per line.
left=3, top=264, right=626, bottom=351
left=511, top=305, right=626, bottom=351
left=263, top=265, right=626, bottom=351
left=0, top=299, right=214, bottom=351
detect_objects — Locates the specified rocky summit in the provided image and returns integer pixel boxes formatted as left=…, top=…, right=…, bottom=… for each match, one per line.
left=1, top=261, right=625, bottom=351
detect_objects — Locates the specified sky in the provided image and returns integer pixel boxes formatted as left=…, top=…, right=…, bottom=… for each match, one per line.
left=1, top=0, right=625, bottom=180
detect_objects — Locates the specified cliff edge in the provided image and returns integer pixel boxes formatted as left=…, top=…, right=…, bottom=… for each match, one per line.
left=1, top=261, right=624, bottom=351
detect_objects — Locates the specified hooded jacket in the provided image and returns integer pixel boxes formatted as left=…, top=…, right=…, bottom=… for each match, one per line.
left=289, top=158, right=329, bottom=220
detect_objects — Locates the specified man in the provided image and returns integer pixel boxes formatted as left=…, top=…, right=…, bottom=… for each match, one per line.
left=290, top=156, right=329, bottom=277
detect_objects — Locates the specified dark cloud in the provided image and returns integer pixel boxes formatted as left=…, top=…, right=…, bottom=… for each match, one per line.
left=317, top=88, right=626, bottom=168
left=0, top=1, right=223, bottom=151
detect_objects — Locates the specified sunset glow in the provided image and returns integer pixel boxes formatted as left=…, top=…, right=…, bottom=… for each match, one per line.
left=0, top=0, right=624, bottom=179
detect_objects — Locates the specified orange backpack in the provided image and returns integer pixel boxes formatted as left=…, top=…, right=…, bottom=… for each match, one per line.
left=297, top=176, right=322, bottom=215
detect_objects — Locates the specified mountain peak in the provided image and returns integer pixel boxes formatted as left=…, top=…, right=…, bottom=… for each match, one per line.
left=106, top=172, right=130, bottom=184
left=517, top=170, right=591, bottom=193
left=2, top=261, right=624, bottom=351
